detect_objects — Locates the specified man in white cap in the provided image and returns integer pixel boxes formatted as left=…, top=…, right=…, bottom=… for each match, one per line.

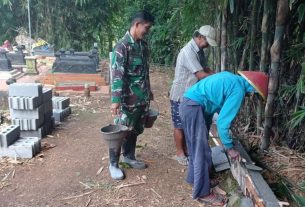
left=169, top=25, right=217, bottom=166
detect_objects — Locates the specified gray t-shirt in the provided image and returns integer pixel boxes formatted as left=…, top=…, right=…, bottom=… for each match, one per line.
left=169, top=39, right=206, bottom=101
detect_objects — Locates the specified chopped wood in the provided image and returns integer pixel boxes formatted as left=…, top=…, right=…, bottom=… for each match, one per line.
left=61, top=191, right=94, bottom=200
left=115, top=181, right=146, bottom=189
left=96, top=166, right=104, bottom=175
left=151, top=188, right=162, bottom=199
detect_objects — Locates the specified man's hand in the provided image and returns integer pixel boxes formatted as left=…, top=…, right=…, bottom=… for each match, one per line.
left=227, top=148, right=241, bottom=162
left=204, top=67, right=215, bottom=75
left=110, top=103, right=120, bottom=117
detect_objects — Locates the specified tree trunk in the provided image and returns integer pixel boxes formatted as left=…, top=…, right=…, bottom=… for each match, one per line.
left=239, top=36, right=250, bottom=70
left=257, top=0, right=271, bottom=131
left=216, top=12, right=221, bottom=73
left=262, top=0, right=289, bottom=150
left=249, top=0, right=258, bottom=70
left=221, top=8, right=228, bottom=71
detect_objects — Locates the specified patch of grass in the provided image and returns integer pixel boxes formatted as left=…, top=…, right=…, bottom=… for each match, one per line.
left=82, top=179, right=113, bottom=191
left=119, top=162, right=131, bottom=169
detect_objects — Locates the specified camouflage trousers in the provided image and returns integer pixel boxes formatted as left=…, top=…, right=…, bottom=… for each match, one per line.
left=114, top=104, right=149, bottom=159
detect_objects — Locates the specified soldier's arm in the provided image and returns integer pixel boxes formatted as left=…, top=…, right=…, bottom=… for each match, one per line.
left=111, top=44, right=126, bottom=104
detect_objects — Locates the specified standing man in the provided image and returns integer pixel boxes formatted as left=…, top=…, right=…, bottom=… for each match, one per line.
left=109, top=11, right=155, bottom=180
left=169, top=25, right=217, bottom=165
left=180, top=71, right=269, bottom=205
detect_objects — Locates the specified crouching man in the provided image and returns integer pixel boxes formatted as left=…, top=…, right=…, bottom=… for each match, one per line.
left=180, top=71, right=268, bottom=206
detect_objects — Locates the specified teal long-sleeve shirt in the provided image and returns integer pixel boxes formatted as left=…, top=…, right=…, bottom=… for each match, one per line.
left=184, top=71, right=255, bottom=149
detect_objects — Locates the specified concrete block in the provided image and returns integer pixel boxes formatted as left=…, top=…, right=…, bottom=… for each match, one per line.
left=0, top=148, right=16, bottom=158
left=52, top=97, right=70, bottom=110
left=8, top=137, right=41, bottom=158
left=42, top=88, right=52, bottom=103
left=20, top=127, right=43, bottom=139
left=8, top=96, right=42, bottom=110
left=52, top=107, right=71, bottom=122
left=14, top=137, right=41, bottom=155
left=43, top=101, right=53, bottom=114
left=8, top=83, right=42, bottom=98
left=10, top=104, right=44, bottom=119
left=20, top=117, right=54, bottom=139
left=0, top=125, right=20, bottom=148
left=12, top=118, right=44, bottom=131
left=44, top=111, right=53, bottom=122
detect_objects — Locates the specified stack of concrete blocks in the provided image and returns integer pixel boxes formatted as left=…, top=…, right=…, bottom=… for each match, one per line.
left=52, top=97, right=71, bottom=122
left=8, top=83, right=54, bottom=139
left=0, top=125, right=41, bottom=158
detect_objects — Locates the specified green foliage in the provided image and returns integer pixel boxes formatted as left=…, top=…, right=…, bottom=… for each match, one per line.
left=274, top=179, right=305, bottom=207
left=288, top=106, right=305, bottom=129
left=297, top=3, right=305, bottom=24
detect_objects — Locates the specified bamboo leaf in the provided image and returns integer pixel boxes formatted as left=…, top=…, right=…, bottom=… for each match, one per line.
left=297, top=3, right=305, bottom=24
left=288, top=107, right=305, bottom=129
left=292, top=194, right=305, bottom=206
left=300, top=181, right=305, bottom=189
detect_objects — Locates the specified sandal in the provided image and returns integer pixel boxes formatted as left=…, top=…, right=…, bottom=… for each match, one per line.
left=198, top=193, right=228, bottom=206
left=174, top=155, right=189, bottom=166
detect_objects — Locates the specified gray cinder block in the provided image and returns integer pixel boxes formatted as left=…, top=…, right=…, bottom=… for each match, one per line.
left=8, top=137, right=41, bottom=158
left=8, top=96, right=42, bottom=110
left=20, top=117, right=55, bottom=139
left=9, top=83, right=42, bottom=98
left=12, top=118, right=44, bottom=131
left=42, top=88, right=52, bottom=103
left=52, top=97, right=70, bottom=110
left=43, top=101, right=53, bottom=114
left=52, top=107, right=71, bottom=122
left=0, top=125, right=20, bottom=148
left=10, top=104, right=44, bottom=120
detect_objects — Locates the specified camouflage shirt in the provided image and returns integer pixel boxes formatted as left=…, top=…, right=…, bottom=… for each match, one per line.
left=111, top=31, right=151, bottom=107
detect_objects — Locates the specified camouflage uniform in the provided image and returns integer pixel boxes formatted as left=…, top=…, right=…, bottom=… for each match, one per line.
left=111, top=31, right=151, bottom=159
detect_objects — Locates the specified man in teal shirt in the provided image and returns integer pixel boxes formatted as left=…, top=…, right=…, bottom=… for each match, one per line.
left=180, top=71, right=268, bottom=205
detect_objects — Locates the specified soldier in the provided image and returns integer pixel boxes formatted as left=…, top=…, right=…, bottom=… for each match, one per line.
left=109, top=11, right=155, bottom=180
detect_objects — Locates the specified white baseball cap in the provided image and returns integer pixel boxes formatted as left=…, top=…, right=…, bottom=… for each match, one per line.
left=198, top=25, right=217, bottom=47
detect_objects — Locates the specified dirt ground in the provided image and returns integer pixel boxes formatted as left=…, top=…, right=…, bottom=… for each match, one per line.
left=0, top=70, right=239, bottom=207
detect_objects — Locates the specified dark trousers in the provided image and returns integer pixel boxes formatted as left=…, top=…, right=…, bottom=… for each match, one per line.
left=180, top=98, right=212, bottom=199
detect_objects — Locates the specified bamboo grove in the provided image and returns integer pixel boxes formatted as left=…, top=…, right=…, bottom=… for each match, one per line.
left=0, top=0, right=304, bottom=151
